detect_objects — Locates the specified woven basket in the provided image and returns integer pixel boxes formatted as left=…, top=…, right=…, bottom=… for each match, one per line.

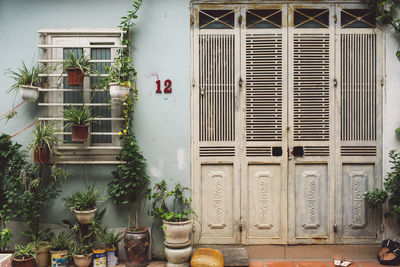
left=190, top=248, right=224, bottom=267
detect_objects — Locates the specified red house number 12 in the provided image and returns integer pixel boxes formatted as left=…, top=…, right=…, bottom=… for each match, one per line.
left=156, top=79, right=172, bottom=94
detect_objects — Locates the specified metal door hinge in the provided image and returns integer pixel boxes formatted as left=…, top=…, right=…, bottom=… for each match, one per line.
left=333, top=15, right=337, bottom=23
left=381, top=79, right=385, bottom=87
left=333, top=224, right=338, bottom=233
left=239, top=77, right=243, bottom=88
left=380, top=224, right=385, bottom=232
left=190, top=14, right=194, bottom=27
left=238, top=14, right=243, bottom=26
left=239, top=223, right=243, bottom=232
left=333, top=78, right=337, bottom=87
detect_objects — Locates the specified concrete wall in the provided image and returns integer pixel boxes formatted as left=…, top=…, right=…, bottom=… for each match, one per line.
left=0, top=0, right=190, bottom=259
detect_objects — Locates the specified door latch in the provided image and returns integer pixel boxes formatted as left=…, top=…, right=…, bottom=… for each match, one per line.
left=333, top=224, right=338, bottom=233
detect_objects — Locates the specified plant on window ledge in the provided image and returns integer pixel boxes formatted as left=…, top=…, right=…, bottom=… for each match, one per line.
left=5, top=61, right=47, bottom=102
left=62, top=52, right=96, bottom=86
left=365, top=150, right=400, bottom=225
left=63, top=105, right=95, bottom=143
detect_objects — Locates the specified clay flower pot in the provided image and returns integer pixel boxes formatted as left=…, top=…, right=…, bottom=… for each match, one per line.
left=124, top=227, right=150, bottom=267
left=12, top=257, right=35, bottom=267
left=20, top=86, right=39, bottom=102
left=74, top=207, right=97, bottom=224
left=71, top=124, right=89, bottom=142
left=66, top=68, right=84, bottom=86
left=36, top=244, right=50, bottom=267
left=34, top=145, right=50, bottom=163
left=73, top=254, right=93, bottom=267
left=163, top=219, right=192, bottom=245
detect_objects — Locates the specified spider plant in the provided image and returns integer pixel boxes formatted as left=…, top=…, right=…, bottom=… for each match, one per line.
left=30, top=122, right=60, bottom=154
left=62, top=52, right=95, bottom=75
left=5, top=62, right=46, bottom=93
left=99, top=229, right=124, bottom=249
left=63, top=105, right=95, bottom=126
left=48, top=231, right=73, bottom=252
left=13, top=243, right=37, bottom=260
left=64, top=185, right=105, bottom=212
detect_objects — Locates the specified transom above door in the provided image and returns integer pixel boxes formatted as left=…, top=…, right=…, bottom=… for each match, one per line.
left=191, top=2, right=383, bottom=245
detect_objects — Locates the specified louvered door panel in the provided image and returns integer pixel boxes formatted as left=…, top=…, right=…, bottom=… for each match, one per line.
left=293, top=33, right=330, bottom=141
left=246, top=33, right=283, bottom=142
left=199, top=34, right=235, bottom=143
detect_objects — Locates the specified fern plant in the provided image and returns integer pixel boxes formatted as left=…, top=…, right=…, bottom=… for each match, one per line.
left=29, top=122, right=60, bottom=155
left=99, top=229, right=123, bottom=249
left=64, top=185, right=105, bottom=211
left=63, top=106, right=95, bottom=126
left=13, top=243, right=37, bottom=260
left=62, top=52, right=95, bottom=75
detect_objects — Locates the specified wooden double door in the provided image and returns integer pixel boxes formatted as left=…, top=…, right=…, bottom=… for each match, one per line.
left=191, top=2, right=383, bottom=245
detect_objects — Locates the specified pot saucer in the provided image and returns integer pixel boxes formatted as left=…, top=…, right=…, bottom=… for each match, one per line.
left=164, top=240, right=192, bottom=249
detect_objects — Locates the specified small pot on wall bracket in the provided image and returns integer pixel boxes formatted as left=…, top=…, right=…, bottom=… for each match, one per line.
left=109, top=83, right=129, bottom=102
left=71, top=124, right=89, bottom=142
left=124, top=227, right=150, bottom=267
left=34, top=145, right=50, bottom=163
left=20, top=85, right=39, bottom=102
left=66, top=68, right=84, bottom=86
left=74, top=207, right=97, bottom=224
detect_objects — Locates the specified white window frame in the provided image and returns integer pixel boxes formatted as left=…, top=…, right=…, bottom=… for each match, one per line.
left=38, top=28, right=126, bottom=164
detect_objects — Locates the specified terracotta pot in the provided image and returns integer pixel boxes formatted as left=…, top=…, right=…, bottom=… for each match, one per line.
left=36, top=244, right=50, bottom=267
left=50, top=250, right=68, bottom=267
left=20, top=86, right=39, bottom=102
left=163, top=220, right=192, bottom=245
left=73, top=254, right=92, bottom=267
left=66, top=68, right=84, bottom=86
left=71, top=124, right=89, bottom=142
left=74, top=207, right=97, bottom=224
left=34, top=146, right=50, bottom=163
left=124, top=227, right=150, bottom=267
left=12, top=257, right=35, bottom=267
left=109, top=83, right=129, bottom=102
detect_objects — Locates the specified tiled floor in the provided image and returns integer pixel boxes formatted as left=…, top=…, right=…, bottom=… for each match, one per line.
left=250, top=260, right=395, bottom=267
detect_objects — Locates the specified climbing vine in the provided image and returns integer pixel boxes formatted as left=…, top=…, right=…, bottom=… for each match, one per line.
left=107, top=0, right=150, bottom=231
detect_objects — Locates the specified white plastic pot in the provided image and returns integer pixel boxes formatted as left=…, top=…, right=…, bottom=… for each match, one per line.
left=20, top=85, right=39, bottom=102
left=109, top=83, right=129, bottom=102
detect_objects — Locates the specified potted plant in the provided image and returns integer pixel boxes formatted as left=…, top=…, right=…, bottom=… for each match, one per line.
left=71, top=241, right=94, bottom=267
left=32, top=230, right=53, bottom=267
left=106, top=56, right=137, bottom=102
left=29, top=122, right=60, bottom=164
left=6, top=62, right=46, bottom=102
left=62, top=52, right=95, bottom=86
left=64, top=185, right=104, bottom=224
left=12, top=243, right=37, bottom=267
left=148, top=180, right=195, bottom=245
left=63, top=105, right=95, bottom=143
left=99, top=229, right=123, bottom=267
left=48, top=231, right=72, bottom=267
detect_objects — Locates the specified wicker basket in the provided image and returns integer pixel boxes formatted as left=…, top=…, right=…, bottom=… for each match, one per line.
left=190, top=248, right=224, bottom=267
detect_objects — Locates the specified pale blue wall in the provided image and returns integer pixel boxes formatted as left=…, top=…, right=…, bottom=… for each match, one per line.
left=0, top=0, right=191, bottom=258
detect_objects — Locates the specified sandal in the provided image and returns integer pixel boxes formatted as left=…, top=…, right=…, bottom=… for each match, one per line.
left=341, top=257, right=353, bottom=267
left=380, top=247, right=400, bottom=265
left=332, top=255, right=342, bottom=267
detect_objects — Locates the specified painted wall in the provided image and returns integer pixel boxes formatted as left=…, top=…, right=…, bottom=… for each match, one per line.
left=0, top=0, right=191, bottom=259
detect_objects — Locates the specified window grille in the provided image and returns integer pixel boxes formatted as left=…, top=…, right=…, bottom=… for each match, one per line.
left=37, top=28, right=125, bottom=164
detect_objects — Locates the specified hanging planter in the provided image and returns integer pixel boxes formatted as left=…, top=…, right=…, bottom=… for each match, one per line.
left=20, top=85, right=39, bottom=102
left=109, top=83, right=129, bottom=102
left=71, top=124, right=89, bottom=142
left=33, top=145, right=50, bottom=163
left=66, top=68, right=84, bottom=86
